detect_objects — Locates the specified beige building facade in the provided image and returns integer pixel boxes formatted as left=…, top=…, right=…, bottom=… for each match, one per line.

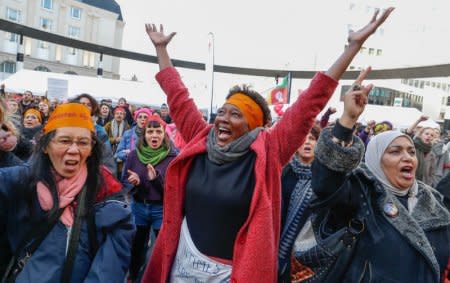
left=0, top=0, right=124, bottom=80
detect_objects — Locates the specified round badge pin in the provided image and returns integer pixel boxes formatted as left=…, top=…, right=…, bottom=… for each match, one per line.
left=383, top=202, right=399, bottom=218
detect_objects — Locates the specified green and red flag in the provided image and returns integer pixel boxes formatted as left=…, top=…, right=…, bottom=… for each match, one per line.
left=266, top=73, right=291, bottom=105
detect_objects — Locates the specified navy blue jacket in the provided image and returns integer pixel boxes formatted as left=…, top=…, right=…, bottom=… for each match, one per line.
left=310, top=128, right=450, bottom=283
left=0, top=165, right=135, bottom=283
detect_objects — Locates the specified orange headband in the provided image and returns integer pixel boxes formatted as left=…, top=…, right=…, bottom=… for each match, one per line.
left=226, top=93, right=264, bottom=130
left=24, top=108, right=42, bottom=123
left=43, top=103, right=94, bottom=134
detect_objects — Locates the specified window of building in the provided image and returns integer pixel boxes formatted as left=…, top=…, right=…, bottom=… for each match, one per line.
left=426, top=81, right=430, bottom=86
left=64, top=71, right=78, bottom=75
left=68, top=26, right=80, bottom=38
left=6, top=7, right=21, bottom=22
left=419, top=81, right=424, bottom=89
left=38, top=18, right=52, bottom=49
left=414, top=80, right=419, bottom=88
left=34, top=65, right=51, bottom=72
left=437, top=82, right=441, bottom=88
left=5, top=8, right=21, bottom=42
left=41, top=0, right=53, bottom=10
left=368, top=48, right=374, bottom=55
left=40, top=18, right=52, bottom=30
left=0, top=61, right=16, bottom=73
left=432, top=82, right=436, bottom=87
left=68, top=26, right=80, bottom=55
left=376, top=49, right=382, bottom=56
left=71, top=6, right=82, bottom=19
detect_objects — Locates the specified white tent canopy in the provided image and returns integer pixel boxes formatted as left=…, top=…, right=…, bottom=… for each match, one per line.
left=1, top=70, right=167, bottom=107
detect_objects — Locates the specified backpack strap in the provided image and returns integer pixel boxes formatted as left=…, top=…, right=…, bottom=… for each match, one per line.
left=60, top=185, right=87, bottom=283
left=2, top=207, right=64, bottom=283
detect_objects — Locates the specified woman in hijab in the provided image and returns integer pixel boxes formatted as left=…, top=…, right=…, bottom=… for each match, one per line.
left=308, top=68, right=450, bottom=282
left=121, top=114, right=177, bottom=283
left=0, top=103, right=134, bottom=282
left=142, top=7, right=394, bottom=283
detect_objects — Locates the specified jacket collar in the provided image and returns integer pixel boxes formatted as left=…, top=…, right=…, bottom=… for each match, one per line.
left=355, top=164, right=450, bottom=278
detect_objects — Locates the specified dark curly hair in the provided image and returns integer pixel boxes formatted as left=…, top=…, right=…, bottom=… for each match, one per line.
left=310, top=124, right=321, bottom=140
left=225, top=84, right=272, bottom=127
left=71, top=93, right=99, bottom=117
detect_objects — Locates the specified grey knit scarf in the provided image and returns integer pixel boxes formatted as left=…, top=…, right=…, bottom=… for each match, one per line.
left=414, top=137, right=432, bottom=182
left=206, top=127, right=262, bottom=165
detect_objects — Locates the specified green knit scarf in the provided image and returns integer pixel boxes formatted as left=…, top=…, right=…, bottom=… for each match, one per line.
left=136, top=144, right=169, bottom=166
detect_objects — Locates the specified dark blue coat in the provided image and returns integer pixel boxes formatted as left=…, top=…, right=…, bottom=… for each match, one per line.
left=0, top=165, right=135, bottom=283
left=310, top=128, right=450, bottom=283
left=0, top=151, right=23, bottom=168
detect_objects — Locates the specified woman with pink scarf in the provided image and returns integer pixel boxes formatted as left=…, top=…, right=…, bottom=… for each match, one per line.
left=0, top=103, right=134, bottom=282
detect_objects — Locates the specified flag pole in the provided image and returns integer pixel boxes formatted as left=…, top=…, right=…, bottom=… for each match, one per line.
left=207, top=32, right=215, bottom=122
left=287, top=72, right=292, bottom=104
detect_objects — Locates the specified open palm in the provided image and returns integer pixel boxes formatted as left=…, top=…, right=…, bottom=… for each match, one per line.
left=348, top=7, right=394, bottom=45
left=145, top=23, right=176, bottom=47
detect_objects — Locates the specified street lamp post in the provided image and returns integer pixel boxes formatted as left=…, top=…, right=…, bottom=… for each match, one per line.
left=207, top=32, right=215, bottom=122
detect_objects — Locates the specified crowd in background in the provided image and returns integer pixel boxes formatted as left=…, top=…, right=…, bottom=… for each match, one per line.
left=0, top=6, right=449, bottom=283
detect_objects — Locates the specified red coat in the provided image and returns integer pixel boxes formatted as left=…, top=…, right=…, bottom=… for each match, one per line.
left=142, top=67, right=337, bottom=283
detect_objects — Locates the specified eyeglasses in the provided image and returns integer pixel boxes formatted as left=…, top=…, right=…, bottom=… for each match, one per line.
left=52, top=137, right=94, bottom=150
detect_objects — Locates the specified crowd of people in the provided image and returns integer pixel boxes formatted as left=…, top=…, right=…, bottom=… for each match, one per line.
left=0, top=7, right=449, bottom=283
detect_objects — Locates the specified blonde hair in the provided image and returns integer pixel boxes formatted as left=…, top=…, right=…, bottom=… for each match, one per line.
left=0, top=97, right=19, bottom=137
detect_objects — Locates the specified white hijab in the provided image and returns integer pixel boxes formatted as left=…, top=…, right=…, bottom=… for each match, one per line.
left=365, top=131, right=419, bottom=213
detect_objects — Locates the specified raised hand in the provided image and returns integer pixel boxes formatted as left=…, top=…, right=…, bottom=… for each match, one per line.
left=127, top=169, right=140, bottom=186
left=329, top=107, right=337, bottom=114
left=418, top=115, right=429, bottom=122
left=326, top=7, right=394, bottom=81
left=348, top=7, right=395, bottom=46
left=145, top=23, right=176, bottom=48
left=147, top=164, right=157, bottom=181
left=340, top=67, right=373, bottom=128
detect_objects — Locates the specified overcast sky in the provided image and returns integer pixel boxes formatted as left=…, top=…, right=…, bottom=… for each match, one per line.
left=114, top=0, right=450, bottom=109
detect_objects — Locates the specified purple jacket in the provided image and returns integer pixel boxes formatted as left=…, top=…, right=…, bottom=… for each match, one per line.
left=121, top=146, right=177, bottom=201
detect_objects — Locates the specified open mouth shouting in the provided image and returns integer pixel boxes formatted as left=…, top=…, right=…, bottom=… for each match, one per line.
left=399, top=165, right=414, bottom=180
left=218, top=126, right=232, bottom=141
